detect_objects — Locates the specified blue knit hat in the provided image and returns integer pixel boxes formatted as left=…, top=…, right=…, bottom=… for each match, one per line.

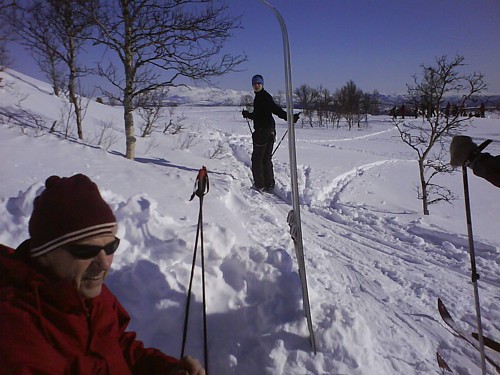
left=252, top=74, right=264, bottom=85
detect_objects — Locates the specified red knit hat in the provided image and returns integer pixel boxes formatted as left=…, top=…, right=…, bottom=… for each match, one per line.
left=28, top=174, right=117, bottom=257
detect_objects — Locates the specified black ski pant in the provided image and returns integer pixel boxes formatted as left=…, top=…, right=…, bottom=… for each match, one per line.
left=251, top=132, right=275, bottom=189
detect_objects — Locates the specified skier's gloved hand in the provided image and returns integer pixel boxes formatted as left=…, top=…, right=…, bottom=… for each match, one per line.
left=171, top=356, right=205, bottom=375
left=242, top=110, right=250, bottom=119
left=293, top=113, right=300, bottom=124
left=450, top=136, right=478, bottom=167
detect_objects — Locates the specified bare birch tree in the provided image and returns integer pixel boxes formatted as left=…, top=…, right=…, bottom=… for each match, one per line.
left=5, top=0, right=97, bottom=139
left=294, top=84, right=318, bottom=127
left=91, top=0, right=245, bottom=160
left=395, top=55, right=486, bottom=215
left=335, top=80, right=363, bottom=130
left=315, top=85, right=331, bottom=128
left=136, top=89, right=170, bottom=138
left=0, top=1, right=15, bottom=73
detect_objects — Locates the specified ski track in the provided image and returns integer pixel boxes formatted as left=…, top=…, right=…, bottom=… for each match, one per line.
left=295, top=125, right=399, bottom=144
left=219, top=129, right=499, bottom=374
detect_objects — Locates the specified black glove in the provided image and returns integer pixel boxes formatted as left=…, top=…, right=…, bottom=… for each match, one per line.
left=450, top=136, right=478, bottom=167
left=293, top=113, right=300, bottom=123
left=242, top=110, right=250, bottom=119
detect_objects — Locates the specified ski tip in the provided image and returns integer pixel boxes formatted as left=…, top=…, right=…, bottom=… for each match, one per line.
left=437, top=298, right=454, bottom=323
left=438, top=298, right=447, bottom=315
left=436, top=351, right=453, bottom=372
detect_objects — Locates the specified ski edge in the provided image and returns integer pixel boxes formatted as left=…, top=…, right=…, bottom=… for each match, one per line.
left=437, top=298, right=500, bottom=373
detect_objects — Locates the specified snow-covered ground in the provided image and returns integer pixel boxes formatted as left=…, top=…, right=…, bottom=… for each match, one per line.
left=1, top=69, right=499, bottom=374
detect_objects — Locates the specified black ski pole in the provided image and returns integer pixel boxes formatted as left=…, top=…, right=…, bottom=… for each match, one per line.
left=462, top=165, right=486, bottom=375
left=272, top=112, right=300, bottom=157
left=461, top=139, right=492, bottom=375
left=245, top=118, right=252, bottom=134
left=199, top=202, right=208, bottom=374
left=181, top=166, right=210, bottom=374
left=272, top=130, right=288, bottom=157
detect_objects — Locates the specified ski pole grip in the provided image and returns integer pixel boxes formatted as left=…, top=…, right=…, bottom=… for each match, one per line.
left=189, top=166, right=209, bottom=201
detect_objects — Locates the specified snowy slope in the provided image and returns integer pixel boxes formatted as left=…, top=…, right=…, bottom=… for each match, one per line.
left=0, top=69, right=499, bottom=375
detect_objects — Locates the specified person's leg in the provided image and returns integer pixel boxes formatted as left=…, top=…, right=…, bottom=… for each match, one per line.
left=251, top=143, right=266, bottom=188
left=263, top=135, right=275, bottom=189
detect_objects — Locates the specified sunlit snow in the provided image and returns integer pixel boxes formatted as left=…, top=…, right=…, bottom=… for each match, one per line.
left=1, top=69, right=498, bottom=374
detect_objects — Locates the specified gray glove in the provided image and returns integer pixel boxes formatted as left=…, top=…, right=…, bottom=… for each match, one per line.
left=450, top=136, right=478, bottom=167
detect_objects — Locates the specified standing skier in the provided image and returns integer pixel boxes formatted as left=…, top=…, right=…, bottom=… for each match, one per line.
left=242, top=74, right=299, bottom=191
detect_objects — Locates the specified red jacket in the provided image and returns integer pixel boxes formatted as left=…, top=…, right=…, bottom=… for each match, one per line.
left=0, top=244, right=179, bottom=374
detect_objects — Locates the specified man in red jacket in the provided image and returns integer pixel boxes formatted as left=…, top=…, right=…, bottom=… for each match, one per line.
left=0, top=174, right=205, bottom=375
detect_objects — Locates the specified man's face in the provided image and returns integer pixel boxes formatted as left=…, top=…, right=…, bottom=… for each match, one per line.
left=253, top=82, right=263, bottom=92
left=38, top=235, right=115, bottom=299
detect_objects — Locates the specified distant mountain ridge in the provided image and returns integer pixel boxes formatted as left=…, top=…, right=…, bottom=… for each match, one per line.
left=4, top=68, right=499, bottom=109
left=164, top=85, right=500, bottom=110
left=162, top=85, right=249, bottom=106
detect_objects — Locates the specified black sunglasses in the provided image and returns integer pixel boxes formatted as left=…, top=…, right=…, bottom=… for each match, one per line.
left=64, top=237, right=120, bottom=260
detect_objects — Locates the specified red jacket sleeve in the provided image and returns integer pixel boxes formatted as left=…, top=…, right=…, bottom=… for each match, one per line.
left=111, top=290, right=180, bottom=374
left=0, top=294, right=70, bottom=374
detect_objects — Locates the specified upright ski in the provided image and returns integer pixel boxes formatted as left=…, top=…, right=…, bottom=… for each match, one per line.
left=259, top=0, right=316, bottom=354
left=438, top=298, right=500, bottom=373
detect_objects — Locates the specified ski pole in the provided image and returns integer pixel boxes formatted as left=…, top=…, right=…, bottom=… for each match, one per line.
left=272, top=113, right=301, bottom=157
left=240, top=107, right=253, bottom=133
left=272, top=130, right=288, bottom=157
left=182, top=166, right=210, bottom=374
left=461, top=139, right=491, bottom=375
left=462, top=165, right=486, bottom=375
left=245, top=118, right=252, bottom=134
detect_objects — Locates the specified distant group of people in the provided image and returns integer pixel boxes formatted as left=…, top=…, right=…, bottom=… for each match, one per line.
left=391, top=102, right=487, bottom=119
left=390, top=105, right=406, bottom=119
left=445, top=102, right=486, bottom=119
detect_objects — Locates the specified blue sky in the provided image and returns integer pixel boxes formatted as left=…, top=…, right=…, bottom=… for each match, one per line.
left=7, top=0, right=500, bottom=95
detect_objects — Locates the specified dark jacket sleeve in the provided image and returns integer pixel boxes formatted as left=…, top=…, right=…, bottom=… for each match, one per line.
left=471, top=153, right=500, bottom=188
left=262, top=91, right=287, bottom=120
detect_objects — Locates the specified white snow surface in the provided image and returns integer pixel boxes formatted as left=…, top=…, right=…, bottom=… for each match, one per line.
left=0, top=69, right=499, bottom=375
